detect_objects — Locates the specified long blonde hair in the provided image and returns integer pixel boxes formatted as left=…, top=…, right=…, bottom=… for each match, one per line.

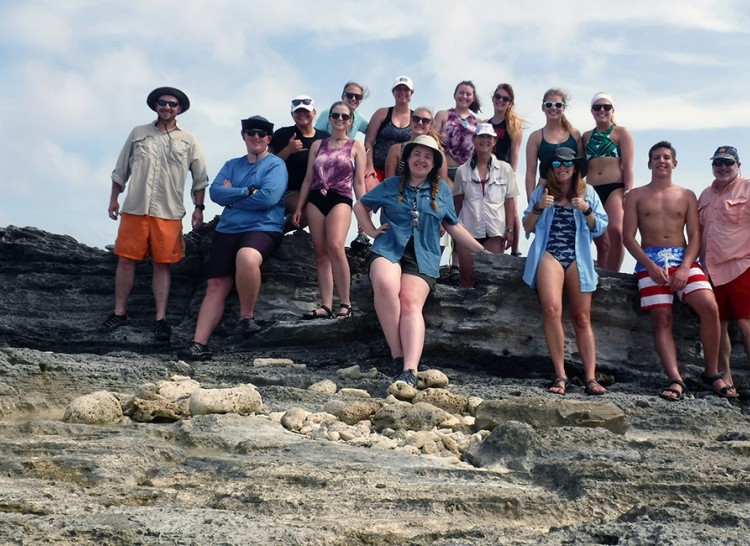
left=494, top=83, right=525, bottom=140
left=544, top=88, right=574, bottom=133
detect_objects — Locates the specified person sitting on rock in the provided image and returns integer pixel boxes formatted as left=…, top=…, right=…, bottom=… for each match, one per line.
left=353, top=135, right=485, bottom=387
left=178, top=116, right=287, bottom=361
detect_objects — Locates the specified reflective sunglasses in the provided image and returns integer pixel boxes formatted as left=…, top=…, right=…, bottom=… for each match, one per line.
left=712, top=159, right=736, bottom=167
left=244, top=129, right=269, bottom=138
left=291, top=98, right=313, bottom=107
left=551, top=160, right=574, bottom=168
left=157, top=99, right=180, bottom=108
left=493, top=93, right=512, bottom=103
left=409, top=209, right=420, bottom=229
left=330, top=112, right=352, bottom=121
left=344, top=92, right=363, bottom=101
left=543, top=101, right=565, bottom=109
left=411, top=114, right=432, bottom=125
left=592, top=104, right=613, bottom=112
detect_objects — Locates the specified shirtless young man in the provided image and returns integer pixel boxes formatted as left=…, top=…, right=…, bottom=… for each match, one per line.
left=623, top=141, right=736, bottom=401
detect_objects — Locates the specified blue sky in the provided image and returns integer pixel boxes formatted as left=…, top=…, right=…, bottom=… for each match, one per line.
left=2, top=0, right=749, bottom=272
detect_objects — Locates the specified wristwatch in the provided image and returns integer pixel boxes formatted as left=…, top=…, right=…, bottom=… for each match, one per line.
left=195, top=204, right=205, bottom=211
left=505, top=227, right=515, bottom=234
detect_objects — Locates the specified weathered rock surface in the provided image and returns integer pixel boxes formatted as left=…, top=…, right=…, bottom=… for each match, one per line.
left=1, top=224, right=750, bottom=545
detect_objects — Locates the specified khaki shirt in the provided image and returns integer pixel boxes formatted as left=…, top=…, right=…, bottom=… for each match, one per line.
left=111, top=121, right=209, bottom=220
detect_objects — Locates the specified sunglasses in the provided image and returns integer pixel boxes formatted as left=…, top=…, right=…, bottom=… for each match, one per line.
left=291, top=98, right=313, bottom=107
left=543, top=101, right=565, bottom=109
left=712, top=159, right=736, bottom=167
left=551, top=160, right=574, bottom=168
left=411, top=114, right=432, bottom=125
left=493, top=93, right=512, bottom=103
left=409, top=209, right=420, bottom=229
left=157, top=99, right=180, bottom=108
left=344, top=92, right=363, bottom=101
left=592, top=104, right=613, bottom=112
left=330, top=112, right=352, bottom=120
left=244, top=129, right=269, bottom=138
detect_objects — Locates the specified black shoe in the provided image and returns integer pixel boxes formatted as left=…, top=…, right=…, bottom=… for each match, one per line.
left=237, top=317, right=261, bottom=335
left=351, top=233, right=371, bottom=251
left=154, top=319, right=172, bottom=342
left=98, top=313, right=130, bottom=332
left=393, top=369, right=418, bottom=388
left=391, top=356, right=404, bottom=376
left=177, top=342, right=212, bottom=361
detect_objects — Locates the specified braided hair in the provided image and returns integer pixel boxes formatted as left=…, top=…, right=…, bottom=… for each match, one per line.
left=398, top=165, right=440, bottom=211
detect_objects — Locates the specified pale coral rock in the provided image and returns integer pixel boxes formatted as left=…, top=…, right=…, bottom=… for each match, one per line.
left=336, top=365, right=379, bottom=379
left=307, top=379, right=338, bottom=394
left=189, top=385, right=262, bottom=416
left=63, top=391, right=123, bottom=424
left=387, top=381, right=418, bottom=401
left=337, top=388, right=370, bottom=398
left=413, top=388, right=468, bottom=414
left=417, top=369, right=449, bottom=389
left=156, top=376, right=201, bottom=400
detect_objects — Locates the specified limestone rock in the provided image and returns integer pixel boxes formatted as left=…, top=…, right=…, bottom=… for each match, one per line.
left=464, top=421, right=539, bottom=469
left=337, top=364, right=379, bottom=379
left=253, top=357, right=296, bottom=367
left=475, top=397, right=628, bottom=434
left=156, top=376, right=201, bottom=400
left=307, top=379, right=337, bottom=395
left=280, top=407, right=309, bottom=431
left=333, top=400, right=383, bottom=426
left=387, top=381, right=417, bottom=401
left=418, top=369, right=449, bottom=389
left=371, top=402, right=453, bottom=432
left=413, top=388, right=468, bottom=414
left=189, top=385, right=262, bottom=416
left=336, top=388, right=370, bottom=398
left=131, top=397, right=188, bottom=422
left=63, top=390, right=122, bottom=424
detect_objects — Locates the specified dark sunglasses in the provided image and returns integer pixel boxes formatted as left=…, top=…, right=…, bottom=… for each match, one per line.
left=543, top=101, right=565, bottom=109
left=493, top=93, right=512, bottom=103
left=291, top=98, right=313, bottom=106
left=344, top=92, right=363, bottom=101
left=157, top=99, right=180, bottom=108
left=330, top=112, right=351, bottom=120
left=551, top=160, right=574, bottom=168
left=244, top=129, right=269, bottom=138
left=592, top=104, right=613, bottom=112
left=712, top=159, right=736, bottom=167
left=411, top=114, right=432, bottom=125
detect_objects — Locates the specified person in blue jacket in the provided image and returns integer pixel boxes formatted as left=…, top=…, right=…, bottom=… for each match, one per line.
left=178, top=115, right=287, bottom=360
left=522, top=147, right=608, bottom=395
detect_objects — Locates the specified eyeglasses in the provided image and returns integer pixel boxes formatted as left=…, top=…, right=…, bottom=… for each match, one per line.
left=291, top=98, right=313, bottom=107
left=344, top=92, right=363, bottom=101
left=409, top=209, right=420, bottom=229
left=592, top=104, right=613, bottom=112
left=157, top=99, right=180, bottom=108
left=493, top=93, right=512, bottom=103
left=543, top=101, right=565, bottom=109
left=330, top=112, right=352, bottom=121
left=551, top=160, right=574, bottom=168
left=712, top=159, right=736, bottom=167
left=411, top=115, right=432, bottom=125
left=244, top=129, right=269, bottom=138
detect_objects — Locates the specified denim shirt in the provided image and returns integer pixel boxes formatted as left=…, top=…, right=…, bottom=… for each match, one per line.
left=359, top=176, right=458, bottom=278
left=522, top=184, right=608, bottom=292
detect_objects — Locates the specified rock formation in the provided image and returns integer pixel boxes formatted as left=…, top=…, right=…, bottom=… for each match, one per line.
left=0, top=223, right=748, bottom=545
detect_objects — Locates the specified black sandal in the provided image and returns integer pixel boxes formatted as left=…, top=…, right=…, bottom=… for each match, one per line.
left=548, top=375, right=569, bottom=395
left=659, top=379, right=686, bottom=401
left=302, top=305, right=333, bottom=320
left=336, top=304, right=353, bottom=318
left=700, top=372, right=739, bottom=399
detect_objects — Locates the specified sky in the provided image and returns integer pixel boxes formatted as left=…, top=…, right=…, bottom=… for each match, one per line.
left=2, top=0, right=750, bottom=273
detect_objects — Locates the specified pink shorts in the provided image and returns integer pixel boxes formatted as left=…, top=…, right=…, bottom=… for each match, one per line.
left=713, top=266, right=750, bottom=320
left=637, top=262, right=712, bottom=311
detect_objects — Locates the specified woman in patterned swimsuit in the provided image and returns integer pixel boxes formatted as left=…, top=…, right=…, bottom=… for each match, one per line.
left=582, top=92, right=634, bottom=272
left=293, top=101, right=367, bottom=319
left=522, top=147, right=608, bottom=396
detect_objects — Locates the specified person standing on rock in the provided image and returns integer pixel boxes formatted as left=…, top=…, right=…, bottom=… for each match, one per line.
left=354, top=135, right=485, bottom=387
left=522, top=147, right=608, bottom=396
left=178, top=116, right=287, bottom=361
left=698, top=146, right=750, bottom=393
left=623, top=141, right=736, bottom=401
left=99, top=86, right=209, bottom=342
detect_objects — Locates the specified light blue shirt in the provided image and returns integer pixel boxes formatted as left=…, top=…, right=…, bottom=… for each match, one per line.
left=315, top=108, right=369, bottom=139
left=210, top=153, right=287, bottom=234
left=359, top=176, right=457, bottom=278
left=522, top=184, right=608, bottom=292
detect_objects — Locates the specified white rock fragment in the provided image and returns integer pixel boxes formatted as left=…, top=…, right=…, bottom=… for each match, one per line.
left=64, top=391, right=123, bottom=425
left=387, top=381, right=418, bottom=401
left=281, top=407, right=309, bottom=431
left=337, top=365, right=379, bottom=379
left=337, top=388, right=370, bottom=398
left=308, top=379, right=338, bottom=394
left=417, top=369, right=449, bottom=389
left=188, top=385, right=262, bottom=416
left=156, top=376, right=201, bottom=400
left=252, top=357, right=297, bottom=368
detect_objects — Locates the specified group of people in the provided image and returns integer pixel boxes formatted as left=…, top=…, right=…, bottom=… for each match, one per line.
left=97, top=82, right=749, bottom=398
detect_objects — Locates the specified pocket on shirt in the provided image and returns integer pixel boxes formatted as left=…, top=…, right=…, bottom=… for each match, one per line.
left=169, top=139, right=190, bottom=165
left=723, top=197, right=748, bottom=223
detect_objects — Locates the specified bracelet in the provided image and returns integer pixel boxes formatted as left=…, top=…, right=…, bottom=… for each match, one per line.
left=194, top=204, right=205, bottom=211
left=583, top=207, right=593, bottom=216
left=504, top=227, right=514, bottom=234
left=532, top=205, right=543, bottom=215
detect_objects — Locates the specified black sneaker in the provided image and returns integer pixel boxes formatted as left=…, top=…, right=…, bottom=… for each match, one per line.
left=391, top=356, right=405, bottom=376
left=97, top=313, right=130, bottom=332
left=154, top=319, right=172, bottom=342
left=393, top=369, right=418, bottom=387
left=351, top=233, right=371, bottom=251
left=177, top=342, right=212, bottom=361
left=237, top=317, right=261, bottom=335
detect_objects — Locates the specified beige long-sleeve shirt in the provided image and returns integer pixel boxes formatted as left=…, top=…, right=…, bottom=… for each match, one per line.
left=111, top=121, right=209, bottom=219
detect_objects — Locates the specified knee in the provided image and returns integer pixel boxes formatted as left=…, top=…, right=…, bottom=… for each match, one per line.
left=541, top=303, right=563, bottom=322
left=571, top=310, right=591, bottom=330
left=607, top=225, right=623, bottom=245
left=651, top=313, right=672, bottom=331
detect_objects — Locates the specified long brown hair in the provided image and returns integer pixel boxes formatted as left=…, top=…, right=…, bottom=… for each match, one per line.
left=399, top=163, right=440, bottom=211
left=545, top=164, right=586, bottom=202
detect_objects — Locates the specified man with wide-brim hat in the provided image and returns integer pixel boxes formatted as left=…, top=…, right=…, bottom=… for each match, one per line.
left=98, top=86, right=208, bottom=343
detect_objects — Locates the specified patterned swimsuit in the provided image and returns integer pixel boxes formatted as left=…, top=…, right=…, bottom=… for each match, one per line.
left=545, top=205, right=577, bottom=268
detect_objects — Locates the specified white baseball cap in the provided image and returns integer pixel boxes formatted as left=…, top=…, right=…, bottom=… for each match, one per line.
left=391, top=75, right=414, bottom=91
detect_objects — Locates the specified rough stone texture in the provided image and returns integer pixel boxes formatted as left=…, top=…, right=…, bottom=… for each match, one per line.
left=63, top=390, right=123, bottom=424
left=2, top=225, right=750, bottom=545
left=413, top=387, right=469, bottom=414
left=475, top=397, right=629, bottom=434
left=371, top=401, right=454, bottom=432
left=188, top=385, right=262, bottom=416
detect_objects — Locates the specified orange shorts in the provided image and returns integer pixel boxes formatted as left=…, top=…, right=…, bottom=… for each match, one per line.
left=114, top=213, right=184, bottom=263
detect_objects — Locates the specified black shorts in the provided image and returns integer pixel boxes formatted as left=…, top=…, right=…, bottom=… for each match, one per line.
left=205, top=230, right=283, bottom=279
left=367, top=239, right=436, bottom=290
left=307, top=189, right=353, bottom=216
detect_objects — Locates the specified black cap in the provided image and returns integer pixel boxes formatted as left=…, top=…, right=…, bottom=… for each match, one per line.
left=709, top=146, right=739, bottom=162
left=241, top=115, right=274, bottom=135
left=540, top=147, right=587, bottom=178
left=146, top=86, right=190, bottom=113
